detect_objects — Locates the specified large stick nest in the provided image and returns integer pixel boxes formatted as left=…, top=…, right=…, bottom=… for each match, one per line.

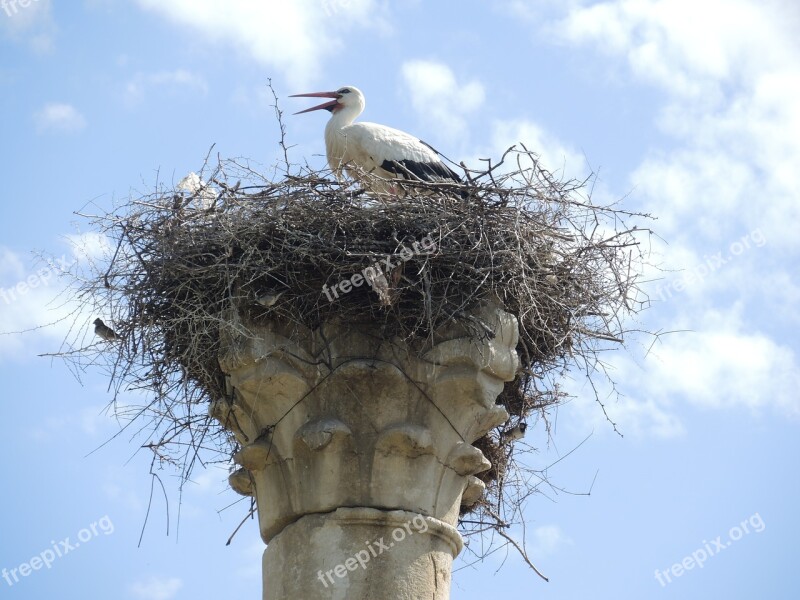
left=59, top=147, right=651, bottom=551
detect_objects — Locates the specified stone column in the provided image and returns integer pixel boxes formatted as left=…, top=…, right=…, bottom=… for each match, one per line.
left=211, top=301, right=519, bottom=599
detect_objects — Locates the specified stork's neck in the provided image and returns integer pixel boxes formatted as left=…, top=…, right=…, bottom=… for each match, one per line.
left=327, top=103, right=362, bottom=131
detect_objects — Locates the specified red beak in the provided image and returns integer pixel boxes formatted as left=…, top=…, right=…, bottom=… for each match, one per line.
left=290, top=91, right=340, bottom=114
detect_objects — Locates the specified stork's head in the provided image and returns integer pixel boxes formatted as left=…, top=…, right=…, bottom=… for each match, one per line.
left=291, top=86, right=365, bottom=115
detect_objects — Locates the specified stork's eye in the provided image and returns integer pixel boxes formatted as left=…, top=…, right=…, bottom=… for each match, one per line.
left=337, top=88, right=351, bottom=94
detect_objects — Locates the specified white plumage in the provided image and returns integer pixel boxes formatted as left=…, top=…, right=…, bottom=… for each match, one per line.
left=177, top=171, right=217, bottom=210
left=292, top=86, right=462, bottom=195
left=500, top=422, right=527, bottom=443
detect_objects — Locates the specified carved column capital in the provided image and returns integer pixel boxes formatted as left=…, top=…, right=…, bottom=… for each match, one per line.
left=211, top=301, right=519, bottom=598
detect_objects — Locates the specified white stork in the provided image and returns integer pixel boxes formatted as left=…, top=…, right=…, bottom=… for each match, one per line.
left=291, top=86, right=463, bottom=195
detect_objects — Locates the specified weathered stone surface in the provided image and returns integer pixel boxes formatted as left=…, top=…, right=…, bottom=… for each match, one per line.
left=262, top=507, right=460, bottom=600
left=211, top=301, right=519, bottom=599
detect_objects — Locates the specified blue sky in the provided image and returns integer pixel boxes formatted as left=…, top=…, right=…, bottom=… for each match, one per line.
left=1, top=1, right=798, bottom=598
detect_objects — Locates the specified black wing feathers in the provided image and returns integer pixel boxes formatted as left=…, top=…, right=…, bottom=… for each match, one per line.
left=380, top=158, right=461, bottom=183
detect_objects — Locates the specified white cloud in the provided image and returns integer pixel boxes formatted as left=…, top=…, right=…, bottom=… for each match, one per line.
left=614, top=396, right=686, bottom=438
left=558, top=0, right=794, bottom=96
left=400, top=60, right=485, bottom=144
left=134, top=0, right=387, bottom=88
left=0, top=248, right=76, bottom=355
left=124, top=69, right=208, bottom=104
left=528, top=524, right=572, bottom=557
left=507, top=0, right=585, bottom=22
left=0, top=0, right=55, bottom=52
left=568, top=304, right=800, bottom=438
left=185, top=464, right=228, bottom=494
left=646, top=226, right=768, bottom=306
left=129, top=576, right=183, bottom=600
left=490, top=118, right=586, bottom=180
left=0, top=247, right=26, bottom=280
left=34, top=103, right=86, bottom=133
left=564, top=373, right=686, bottom=440
left=630, top=82, right=800, bottom=247
left=554, top=0, right=800, bottom=250
left=0, top=233, right=112, bottom=358
left=0, top=0, right=50, bottom=25
left=542, top=1, right=800, bottom=432
left=66, top=231, right=114, bottom=264
left=176, top=464, right=239, bottom=521
left=643, top=310, right=800, bottom=417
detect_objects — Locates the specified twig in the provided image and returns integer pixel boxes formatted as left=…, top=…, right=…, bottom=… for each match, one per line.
left=494, top=528, right=549, bottom=582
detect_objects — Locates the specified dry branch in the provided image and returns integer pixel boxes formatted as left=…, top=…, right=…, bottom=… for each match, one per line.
left=53, top=146, right=652, bottom=564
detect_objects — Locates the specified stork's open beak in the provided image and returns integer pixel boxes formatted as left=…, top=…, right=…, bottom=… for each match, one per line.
left=290, top=91, right=340, bottom=114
